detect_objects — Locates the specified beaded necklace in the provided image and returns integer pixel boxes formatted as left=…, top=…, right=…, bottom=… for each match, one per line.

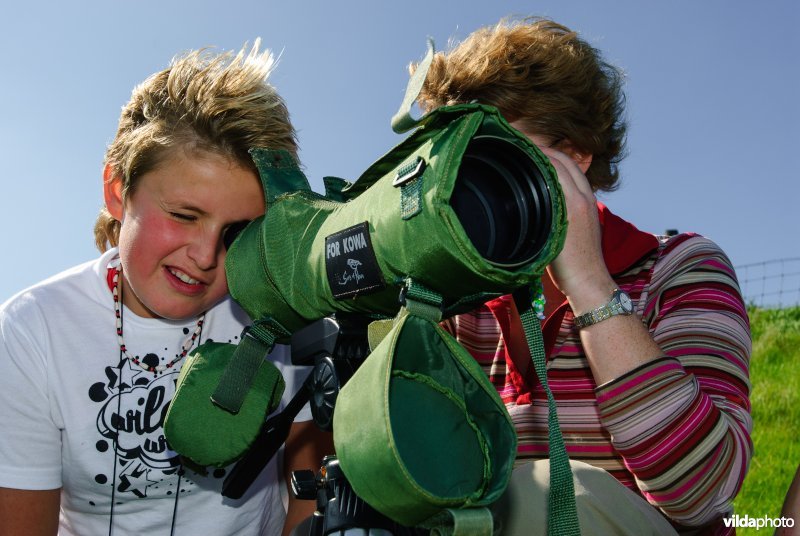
left=112, top=265, right=205, bottom=374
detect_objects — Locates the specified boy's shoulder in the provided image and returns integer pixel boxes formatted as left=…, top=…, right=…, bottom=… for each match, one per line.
left=1, top=254, right=108, bottom=321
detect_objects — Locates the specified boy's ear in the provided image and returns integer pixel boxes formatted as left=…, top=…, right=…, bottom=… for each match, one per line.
left=103, top=164, right=124, bottom=221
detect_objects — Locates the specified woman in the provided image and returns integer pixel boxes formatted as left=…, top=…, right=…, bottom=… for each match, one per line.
left=422, top=18, right=752, bottom=535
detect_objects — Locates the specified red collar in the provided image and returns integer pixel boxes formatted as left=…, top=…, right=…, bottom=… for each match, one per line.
left=596, top=201, right=660, bottom=276
left=106, top=267, right=116, bottom=292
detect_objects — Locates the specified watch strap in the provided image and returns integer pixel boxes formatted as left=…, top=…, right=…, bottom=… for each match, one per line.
left=573, top=288, right=631, bottom=329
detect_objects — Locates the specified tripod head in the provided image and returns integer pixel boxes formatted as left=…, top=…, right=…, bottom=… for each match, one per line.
left=221, top=314, right=372, bottom=498
left=289, top=314, right=373, bottom=431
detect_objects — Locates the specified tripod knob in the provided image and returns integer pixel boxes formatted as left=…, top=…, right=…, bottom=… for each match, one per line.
left=291, top=469, right=319, bottom=500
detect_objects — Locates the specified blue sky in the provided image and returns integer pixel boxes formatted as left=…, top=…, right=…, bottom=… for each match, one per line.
left=1, top=0, right=798, bottom=304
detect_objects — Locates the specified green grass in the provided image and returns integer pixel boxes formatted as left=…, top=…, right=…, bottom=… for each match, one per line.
left=732, top=306, right=800, bottom=534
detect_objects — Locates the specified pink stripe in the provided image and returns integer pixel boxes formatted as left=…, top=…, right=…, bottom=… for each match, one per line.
left=628, top=397, right=712, bottom=469
left=596, top=361, right=682, bottom=403
left=647, top=446, right=723, bottom=503
left=567, top=445, right=615, bottom=454
left=517, top=444, right=549, bottom=453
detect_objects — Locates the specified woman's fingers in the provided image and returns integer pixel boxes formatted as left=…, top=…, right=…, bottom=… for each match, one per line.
left=538, top=146, right=611, bottom=298
left=541, top=147, right=594, bottom=198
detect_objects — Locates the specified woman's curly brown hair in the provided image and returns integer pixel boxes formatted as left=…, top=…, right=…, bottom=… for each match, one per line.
left=416, top=17, right=627, bottom=191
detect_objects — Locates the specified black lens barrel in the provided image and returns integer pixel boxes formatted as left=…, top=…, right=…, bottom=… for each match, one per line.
left=450, top=136, right=553, bottom=268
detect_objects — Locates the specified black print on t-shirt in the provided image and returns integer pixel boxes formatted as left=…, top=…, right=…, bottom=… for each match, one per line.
left=87, top=357, right=226, bottom=503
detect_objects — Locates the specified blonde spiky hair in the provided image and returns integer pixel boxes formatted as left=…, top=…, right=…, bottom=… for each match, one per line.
left=95, top=39, right=296, bottom=251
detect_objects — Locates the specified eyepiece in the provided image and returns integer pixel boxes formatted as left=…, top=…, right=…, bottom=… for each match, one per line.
left=223, top=220, right=252, bottom=251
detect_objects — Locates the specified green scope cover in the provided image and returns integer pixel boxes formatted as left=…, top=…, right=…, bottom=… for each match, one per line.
left=225, top=103, right=567, bottom=335
left=165, top=43, right=573, bottom=533
left=333, top=310, right=518, bottom=528
left=163, top=94, right=567, bottom=474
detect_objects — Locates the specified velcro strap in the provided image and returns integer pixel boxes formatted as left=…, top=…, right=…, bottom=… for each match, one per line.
left=426, top=507, right=494, bottom=536
left=249, top=148, right=311, bottom=206
left=211, top=320, right=285, bottom=414
left=400, top=277, right=443, bottom=322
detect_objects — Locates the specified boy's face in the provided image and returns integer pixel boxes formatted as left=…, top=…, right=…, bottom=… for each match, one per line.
left=109, top=148, right=265, bottom=320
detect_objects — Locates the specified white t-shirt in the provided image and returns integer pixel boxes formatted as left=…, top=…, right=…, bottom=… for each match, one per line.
left=0, top=249, right=312, bottom=536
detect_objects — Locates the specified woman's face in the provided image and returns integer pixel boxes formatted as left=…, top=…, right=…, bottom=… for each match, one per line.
left=110, top=148, right=264, bottom=319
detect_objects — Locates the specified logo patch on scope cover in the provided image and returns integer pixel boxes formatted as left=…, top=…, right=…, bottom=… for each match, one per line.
left=325, top=222, right=385, bottom=299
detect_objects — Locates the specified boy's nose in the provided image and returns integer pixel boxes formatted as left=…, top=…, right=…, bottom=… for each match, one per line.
left=187, top=231, right=221, bottom=271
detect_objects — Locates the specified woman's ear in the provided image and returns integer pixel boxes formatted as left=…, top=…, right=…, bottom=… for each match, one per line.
left=103, top=164, right=124, bottom=221
left=559, top=142, right=593, bottom=174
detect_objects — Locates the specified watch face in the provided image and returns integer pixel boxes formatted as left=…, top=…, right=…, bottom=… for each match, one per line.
left=618, top=291, right=633, bottom=313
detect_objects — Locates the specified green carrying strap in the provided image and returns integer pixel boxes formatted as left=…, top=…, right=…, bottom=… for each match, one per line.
left=367, top=278, right=444, bottom=350
left=400, top=277, right=444, bottom=322
left=249, top=147, right=311, bottom=206
left=211, top=317, right=289, bottom=414
left=511, top=287, right=581, bottom=536
left=391, top=38, right=435, bottom=134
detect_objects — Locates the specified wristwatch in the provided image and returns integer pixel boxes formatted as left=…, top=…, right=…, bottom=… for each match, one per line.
left=573, top=288, right=634, bottom=329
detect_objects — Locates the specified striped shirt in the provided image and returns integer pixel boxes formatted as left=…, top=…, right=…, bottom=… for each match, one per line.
left=442, top=204, right=752, bottom=534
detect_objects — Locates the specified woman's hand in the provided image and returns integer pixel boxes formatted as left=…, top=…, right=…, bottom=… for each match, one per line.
left=540, top=147, right=616, bottom=314
left=539, top=146, right=663, bottom=384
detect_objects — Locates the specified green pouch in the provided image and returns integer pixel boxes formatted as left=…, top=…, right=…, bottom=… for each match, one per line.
left=163, top=337, right=285, bottom=468
left=333, top=308, right=516, bottom=529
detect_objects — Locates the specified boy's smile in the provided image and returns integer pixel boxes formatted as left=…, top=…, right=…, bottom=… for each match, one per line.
left=106, top=147, right=265, bottom=319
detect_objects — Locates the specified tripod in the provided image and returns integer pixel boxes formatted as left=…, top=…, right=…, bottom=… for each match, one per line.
left=222, top=315, right=426, bottom=535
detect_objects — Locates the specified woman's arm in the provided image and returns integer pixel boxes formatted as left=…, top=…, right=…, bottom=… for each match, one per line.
left=595, top=235, right=752, bottom=526
left=539, top=146, right=665, bottom=383
left=0, top=488, right=60, bottom=536
left=541, top=146, right=751, bottom=526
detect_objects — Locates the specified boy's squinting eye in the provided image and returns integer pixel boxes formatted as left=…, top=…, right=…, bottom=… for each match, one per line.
left=170, top=212, right=197, bottom=222
left=223, top=220, right=252, bottom=251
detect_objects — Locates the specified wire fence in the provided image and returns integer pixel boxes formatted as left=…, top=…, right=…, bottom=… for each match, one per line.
left=735, top=257, right=800, bottom=309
